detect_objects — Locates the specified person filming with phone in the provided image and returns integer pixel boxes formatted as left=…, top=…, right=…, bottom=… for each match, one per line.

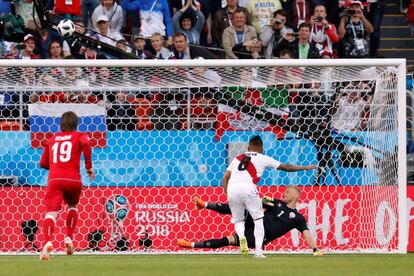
left=309, top=5, right=339, bottom=58
left=338, top=1, right=373, bottom=58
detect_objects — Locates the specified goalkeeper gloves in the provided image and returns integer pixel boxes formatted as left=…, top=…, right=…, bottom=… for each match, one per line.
left=313, top=248, right=323, bottom=256
left=261, top=196, right=274, bottom=206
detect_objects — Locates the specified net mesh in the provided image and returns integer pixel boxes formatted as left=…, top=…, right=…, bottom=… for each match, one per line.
left=0, top=60, right=403, bottom=253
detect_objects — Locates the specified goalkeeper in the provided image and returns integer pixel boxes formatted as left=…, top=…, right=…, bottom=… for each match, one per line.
left=177, top=185, right=323, bottom=255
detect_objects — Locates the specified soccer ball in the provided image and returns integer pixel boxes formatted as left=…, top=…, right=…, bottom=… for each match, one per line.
left=57, top=19, right=75, bottom=38
left=105, top=195, right=129, bottom=221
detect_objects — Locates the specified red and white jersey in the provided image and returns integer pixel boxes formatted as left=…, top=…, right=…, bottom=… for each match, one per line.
left=40, top=131, right=92, bottom=182
left=227, top=152, right=281, bottom=190
left=54, top=0, right=81, bottom=16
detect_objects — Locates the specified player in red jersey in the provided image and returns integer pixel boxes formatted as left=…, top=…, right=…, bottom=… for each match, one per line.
left=39, top=111, right=95, bottom=260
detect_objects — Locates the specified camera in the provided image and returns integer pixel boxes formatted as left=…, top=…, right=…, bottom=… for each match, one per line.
left=339, top=9, right=357, bottom=17
left=274, top=18, right=283, bottom=25
left=315, top=16, right=324, bottom=22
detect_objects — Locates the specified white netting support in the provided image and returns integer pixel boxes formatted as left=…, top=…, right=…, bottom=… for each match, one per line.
left=0, top=59, right=407, bottom=254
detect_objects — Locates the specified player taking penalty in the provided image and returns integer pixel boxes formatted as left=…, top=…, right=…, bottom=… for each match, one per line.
left=178, top=186, right=323, bottom=256
left=39, top=111, right=95, bottom=260
left=222, top=136, right=317, bottom=258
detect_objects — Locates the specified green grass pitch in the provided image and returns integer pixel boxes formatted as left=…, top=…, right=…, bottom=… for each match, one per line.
left=0, top=254, right=413, bottom=276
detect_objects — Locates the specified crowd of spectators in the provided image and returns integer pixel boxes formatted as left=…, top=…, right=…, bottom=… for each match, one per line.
left=0, top=0, right=384, bottom=60
left=0, top=0, right=385, bottom=133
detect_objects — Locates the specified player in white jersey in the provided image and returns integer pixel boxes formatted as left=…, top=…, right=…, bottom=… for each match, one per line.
left=222, top=135, right=317, bottom=258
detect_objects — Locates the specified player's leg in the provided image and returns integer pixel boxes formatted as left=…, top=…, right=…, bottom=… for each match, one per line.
left=63, top=181, right=82, bottom=255
left=245, top=192, right=265, bottom=258
left=228, top=193, right=248, bottom=256
left=193, top=196, right=232, bottom=214
left=40, top=183, right=63, bottom=260
left=177, top=235, right=236, bottom=249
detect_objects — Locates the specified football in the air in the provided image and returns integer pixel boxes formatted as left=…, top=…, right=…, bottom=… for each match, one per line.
left=57, top=19, right=75, bottom=38
left=105, top=195, right=129, bottom=221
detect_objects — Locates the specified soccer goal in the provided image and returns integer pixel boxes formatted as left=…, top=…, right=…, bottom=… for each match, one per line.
left=0, top=58, right=407, bottom=254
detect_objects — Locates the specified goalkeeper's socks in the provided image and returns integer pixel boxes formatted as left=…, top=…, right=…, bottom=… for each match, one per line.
left=206, top=203, right=229, bottom=214
left=43, top=216, right=55, bottom=242
left=66, top=208, right=78, bottom=239
left=194, top=237, right=230, bottom=249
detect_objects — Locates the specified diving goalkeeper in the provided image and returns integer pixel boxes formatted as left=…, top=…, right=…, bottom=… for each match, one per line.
left=177, top=185, right=323, bottom=255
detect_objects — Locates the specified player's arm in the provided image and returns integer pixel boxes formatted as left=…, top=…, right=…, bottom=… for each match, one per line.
left=222, top=170, right=231, bottom=195
left=302, top=230, right=323, bottom=255
left=80, top=134, right=95, bottom=180
left=296, top=214, right=323, bottom=256
left=264, top=156, right=317, bottom=172
left=39, top=143, right=50, bottom=170
left=278, top=164, right=318, bottom=172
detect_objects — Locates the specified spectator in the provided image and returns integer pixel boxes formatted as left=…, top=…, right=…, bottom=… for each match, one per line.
left=171, top=33, right=215, bottom=59
left=34, top=28, right=64, bottom=59
left=331, top=91, right=368, bottom=132
left=232, top=38, right=264, bottom=59
left=279, top=48, right=294, bottom=59
left=20, top=66, right=37, bottom=86
left=30, top=73, right=66, bottom=103
left=122, top=0, right=174, bottom=46
left=283, top=0, right=313, bottom=30
left=222, top=9, right=256, bottom=59
left=260, top=9, right=294, bottom=58
left=81, top=0, right=100, bottom=29
left=62, top=61, right=82, bottom=87
left=183, top=91, right=217, bottom=130
left=0, top=0, right=12, bottom=15
left=367, top=0, right=385, bottom=57
left=17, top=34, right=40, bottom=59
left=186, top=59, right=222, bottom=87
left=246, top=0, right=283, bottom=33
left=48, top=40, right=65, bottom=59
left=116, top=39, right=130, bottom=53
left=151, top=33, right=172, bottom=59
left=14, top=0, right=40, bottom=30
left=309, top=4, right=339, bottom=57
left=107, top=90, right=137, bottom=130
left=98, top=64, right=137, bottom=131
left=54, top=0, right=82, bottom=20
left=211, top=0, right=251, bottom=48
left=131, top=33, right=153, bottom=59
left=172, top=0, right=205, bottom=45
left=338, top=1, right=374, bottom=58
left=275, top=22, right=320, bottom=59
left=94, top=15, right=124, bottom=46
left=92, top=0, right=124, bottom=33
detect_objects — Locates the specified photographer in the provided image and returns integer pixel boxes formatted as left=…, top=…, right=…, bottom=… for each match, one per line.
left=273, top=22, right=320, bottom=59
left=309, top=5, right=339, bottom=57
left=260, top=10, right=294, bottom=59
left=338, top=1, right=373, bottom=58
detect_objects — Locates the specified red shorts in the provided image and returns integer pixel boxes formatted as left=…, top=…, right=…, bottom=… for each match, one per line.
left=44, top=178, right=82, bottom=212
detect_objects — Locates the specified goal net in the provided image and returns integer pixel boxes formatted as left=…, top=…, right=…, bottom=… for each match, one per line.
left=0, top=59, right=407, bottom=254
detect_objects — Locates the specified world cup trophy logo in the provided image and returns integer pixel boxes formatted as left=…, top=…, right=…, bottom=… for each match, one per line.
left=105, top=195, right=129, bottom=250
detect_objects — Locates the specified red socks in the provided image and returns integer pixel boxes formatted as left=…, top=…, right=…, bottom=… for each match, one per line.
left=66, top=208, right=78, bottom=239
left=43, top=216, right=55, bottom=243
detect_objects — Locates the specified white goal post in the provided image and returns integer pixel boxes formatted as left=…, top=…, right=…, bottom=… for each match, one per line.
left=0, top=58, right=407, bottom=254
